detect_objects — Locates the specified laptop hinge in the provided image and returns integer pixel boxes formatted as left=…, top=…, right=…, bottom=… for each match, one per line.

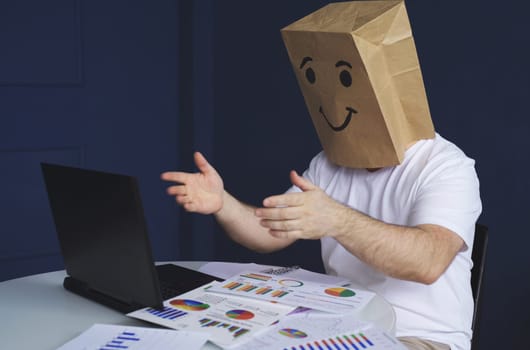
left=63, top=276, right=161, bottom=313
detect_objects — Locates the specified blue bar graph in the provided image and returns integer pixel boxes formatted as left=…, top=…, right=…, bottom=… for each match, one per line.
left=284, top=332, right=375, bottom=350
left=100, top=331, right=141, bottom=350
left=147, top=306, right=188, bottom=320
left=117, top=336, right=140, bottom=341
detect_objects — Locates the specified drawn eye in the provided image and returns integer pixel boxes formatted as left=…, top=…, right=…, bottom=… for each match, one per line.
left=339, top=70, right=352, bottom=87
left=305, top=68, right=316, bottom=84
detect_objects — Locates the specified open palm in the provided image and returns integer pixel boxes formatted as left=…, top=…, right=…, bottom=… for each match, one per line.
left=161, top=152, right=224, bottom=214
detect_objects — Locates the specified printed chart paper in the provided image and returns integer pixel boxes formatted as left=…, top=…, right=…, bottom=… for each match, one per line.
left=127, top=282, right=295, bottom=348
left=56, top=323, right=208, bottom=350
left=229, top=312, right=406, bottom=350
left=199, top=262, right=350, bottom=286
left=208, top=271, right=375, bottom=313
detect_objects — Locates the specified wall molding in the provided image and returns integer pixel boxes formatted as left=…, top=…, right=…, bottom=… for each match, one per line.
left=0, top=145, right=85, bottom=266
left=0, top=0, right=84, bottom=87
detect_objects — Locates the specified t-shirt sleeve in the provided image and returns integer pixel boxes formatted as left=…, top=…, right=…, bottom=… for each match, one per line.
left=408, top=150, right=482, bottom=251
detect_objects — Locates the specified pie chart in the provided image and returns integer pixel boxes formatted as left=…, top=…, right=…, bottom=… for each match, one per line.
left=225, top=309, right=255, bottom=320
left=324, top=287, right=356, bottom=297
left=169, top=299, right=210, bottom=311
left=278, top=279, right=304, bottom=287
left=278, top=328, right=308, bottom=338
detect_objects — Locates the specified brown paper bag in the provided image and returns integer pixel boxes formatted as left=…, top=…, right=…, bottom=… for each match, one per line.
left=281, top=0, right=434, bottom=168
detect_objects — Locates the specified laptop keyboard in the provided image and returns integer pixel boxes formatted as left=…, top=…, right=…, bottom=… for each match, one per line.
left=159, top=281, right=182, bottom=300
left=155, top=264, right=223, bottom=301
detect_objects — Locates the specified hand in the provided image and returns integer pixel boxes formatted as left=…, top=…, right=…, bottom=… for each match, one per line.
left=255, top=170, right=349, bottom=240
left=161, top=152, right=224, bottom=214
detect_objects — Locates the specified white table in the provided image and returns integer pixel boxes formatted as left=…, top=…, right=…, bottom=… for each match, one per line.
left=0, top=261, right=395, bottom=349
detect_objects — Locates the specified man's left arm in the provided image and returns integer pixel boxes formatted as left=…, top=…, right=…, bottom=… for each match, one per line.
left=255, top=170, right=464, bottom=285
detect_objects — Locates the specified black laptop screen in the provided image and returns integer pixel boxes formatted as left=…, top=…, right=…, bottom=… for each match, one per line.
left=41, top=163, right=162, bottom=310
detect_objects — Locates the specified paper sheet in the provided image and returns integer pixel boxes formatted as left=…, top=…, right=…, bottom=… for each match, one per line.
left=229, top=311, right=406, bottom=350
left=56, top=323, right=208, bottom=350
left=199, top=262, right=351, bottom=286
left=127, top=281, right=295, bottom=348
left=208, top=270, right=375, bottom=314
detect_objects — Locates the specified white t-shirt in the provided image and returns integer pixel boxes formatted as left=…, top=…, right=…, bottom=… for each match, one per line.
left=295, top=133, right=482, bottom=350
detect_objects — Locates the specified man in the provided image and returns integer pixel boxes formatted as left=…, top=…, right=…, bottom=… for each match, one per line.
left=162, top=2, right=481, bottom=349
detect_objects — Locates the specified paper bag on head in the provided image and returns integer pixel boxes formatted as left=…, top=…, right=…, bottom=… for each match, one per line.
left=281, top=0, right=434, bottom=168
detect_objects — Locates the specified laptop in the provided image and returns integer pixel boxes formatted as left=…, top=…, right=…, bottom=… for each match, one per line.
left=41, top=163, right=222, bottom=313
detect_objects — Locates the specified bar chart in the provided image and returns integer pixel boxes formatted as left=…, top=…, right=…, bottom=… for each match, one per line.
left=222, top=281, right=290, bottom=298
left=199, top=318, right=250, bottom=338
left=146, top=306, right=188, bottom=320
left=100, top=330, right=140, bottom=350
left=240, top=273, right=272, bottom=282
left=282, top=332, right=375, bottom=350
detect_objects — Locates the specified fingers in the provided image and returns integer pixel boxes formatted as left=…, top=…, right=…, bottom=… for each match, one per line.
left=290, top=170, right=316, bottom=191
left=259, top=218, right=303, bottom=240
left=161, top=152, right=223, bottom=215
left=255, top=206, right=299, bottom=220
left=194, top=151, right=214, bottom=174
left=160, top=171, right=189, bottom=184
left=261, top=172, right=316, bottom=207
left=160, top=152, right=215, bottom=183
left=166, top=185, right=187, bottom=196
left=175, top=194, right=192, bottom=205
left=166, top=183, right=195, bottom=205
left=162, top=177, right=192, bottom=207
left=259, top=218, right=300, bottom=232
left=255, top=172, right=322, bottom=241
left=269, top=229, right=301, bottom=239
left=263, top=192, right=305, bottom=208
left=173, top=191, right=197, bottom=213
left=256, top=207, right=304, bottom=239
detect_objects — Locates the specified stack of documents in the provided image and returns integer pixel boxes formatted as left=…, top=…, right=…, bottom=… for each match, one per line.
left=126, top=263, right=407, bottom=349
left=128, top=280, right=294, bottom=348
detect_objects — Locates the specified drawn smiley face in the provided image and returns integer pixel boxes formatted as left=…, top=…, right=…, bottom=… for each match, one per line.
left=281, top=1, right=435, bottom=168
left=299, top=56, right=358, bottom=132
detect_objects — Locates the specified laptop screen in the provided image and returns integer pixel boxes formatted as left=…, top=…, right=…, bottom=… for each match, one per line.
left=41, top=163, right=163, bottom=310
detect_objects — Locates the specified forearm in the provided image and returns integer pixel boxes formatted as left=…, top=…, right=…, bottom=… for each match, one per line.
left=331, top=206, right=463, bottom=284
left=215, top=191, right=296, bottom=253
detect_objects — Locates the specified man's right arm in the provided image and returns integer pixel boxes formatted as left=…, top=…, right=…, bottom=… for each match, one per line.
left=161, top=152, right=295, bottom=253
left=215, top=190, right=296, bottom=253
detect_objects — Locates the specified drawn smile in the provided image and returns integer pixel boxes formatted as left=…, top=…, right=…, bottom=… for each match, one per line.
left=319, top=106, right=358, bottom=132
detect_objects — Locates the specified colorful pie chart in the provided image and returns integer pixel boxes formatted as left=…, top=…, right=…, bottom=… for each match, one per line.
left=225, top=309, right=255, bottom=320
left=169, top=299, right=210, bottom=311
left=324, top=287, right=356, bottom=297
left=278, top=328, right=308, bottom=338
left=278, top=279, right=304, bottom=287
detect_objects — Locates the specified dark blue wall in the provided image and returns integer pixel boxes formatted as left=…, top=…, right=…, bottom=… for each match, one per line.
left=0, top=0, right=181, bottom=279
